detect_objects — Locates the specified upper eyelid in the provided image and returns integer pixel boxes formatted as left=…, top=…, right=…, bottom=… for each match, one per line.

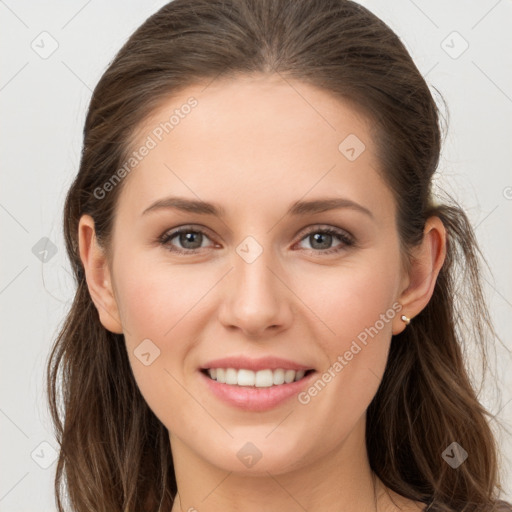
left=161, top=224, right=216, bottom=242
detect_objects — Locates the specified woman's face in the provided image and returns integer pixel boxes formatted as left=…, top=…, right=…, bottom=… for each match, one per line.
left=93, top=74, right=411, bottom=475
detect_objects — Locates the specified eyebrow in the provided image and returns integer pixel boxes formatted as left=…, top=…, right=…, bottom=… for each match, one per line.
left=142, top=196, right=374, bottom=219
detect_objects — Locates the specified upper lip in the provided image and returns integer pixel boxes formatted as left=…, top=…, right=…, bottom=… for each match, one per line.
left=200, top=356, right=314, bottom=372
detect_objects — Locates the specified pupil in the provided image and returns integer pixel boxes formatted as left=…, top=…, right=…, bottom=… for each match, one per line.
left=180, top=232, right=202, bottom=249
left=311, top=233, right=331, bottom=250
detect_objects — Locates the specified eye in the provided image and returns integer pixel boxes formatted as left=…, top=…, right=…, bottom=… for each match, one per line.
left=158, top=224, right=355, bottom=256
left=158, top=226, right=216, bottom=255
left=295, top=226, right=355, bottom=254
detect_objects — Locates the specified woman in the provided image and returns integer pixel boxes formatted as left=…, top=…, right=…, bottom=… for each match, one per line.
left=46, top=0, right=511, bottom=510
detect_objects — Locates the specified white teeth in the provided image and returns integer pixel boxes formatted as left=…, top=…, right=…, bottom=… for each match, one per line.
left=272, top=368, right=285, bottom=385
left=295, top=370, right=306, bottom=381
left=237, top=369, right=255, bottom=386
left=284, top=369, right=296, bottom=383
left=255, top=369, right=273, bottom=388
left=225, top=368, right=238, bottom=385
left=205, top=367, right=310, bottom=387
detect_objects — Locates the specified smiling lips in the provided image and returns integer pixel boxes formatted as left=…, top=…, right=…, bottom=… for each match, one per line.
left=201, top=356, right=313, bottom=387
left=199, top=356, right=316, bottom=410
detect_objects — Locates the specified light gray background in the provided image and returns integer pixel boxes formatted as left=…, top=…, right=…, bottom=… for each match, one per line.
left=1, top=1, right=511, bottom=510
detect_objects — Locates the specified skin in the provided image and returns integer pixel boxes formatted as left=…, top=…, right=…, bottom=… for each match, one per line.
left=78, top=74, right=446, bottom=512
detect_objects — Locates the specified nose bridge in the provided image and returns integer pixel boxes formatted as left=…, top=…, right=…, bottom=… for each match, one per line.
left=233, top=235, right=282, bottom=309
left=218, top=233, right=292, bottom=335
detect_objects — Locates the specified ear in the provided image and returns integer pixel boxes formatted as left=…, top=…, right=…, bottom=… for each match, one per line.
left=393, top=216, right=447, bottom=335
left=78, top=214, right=123, bottom=334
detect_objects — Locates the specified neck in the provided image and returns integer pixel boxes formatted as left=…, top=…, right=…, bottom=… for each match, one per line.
left=170, top=417, right=386, bottom=512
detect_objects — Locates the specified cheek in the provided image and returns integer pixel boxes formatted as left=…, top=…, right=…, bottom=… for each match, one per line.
left=115, top=258, right=207, bottom=342
left=114, top=264, right=205, bottom=428
left=299, top=255, right=400, bottom=351
left=293, top=252, right=401, bottom=415
left=112, top=251, right=230, bottom=400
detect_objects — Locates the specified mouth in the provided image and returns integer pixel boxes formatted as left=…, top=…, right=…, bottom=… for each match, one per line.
left=198, top=356, right=317, bottom=411
left=200, top=368, right=316, bottom=387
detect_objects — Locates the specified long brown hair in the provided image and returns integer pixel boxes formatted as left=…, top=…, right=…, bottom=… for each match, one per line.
left=46, top=1, right=511, bottom=510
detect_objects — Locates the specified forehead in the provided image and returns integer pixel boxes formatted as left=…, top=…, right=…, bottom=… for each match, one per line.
left=116, top=74, right=393, bottom=222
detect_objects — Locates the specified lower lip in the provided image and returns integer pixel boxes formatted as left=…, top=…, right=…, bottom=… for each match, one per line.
left=199, top=370, right=316, bottom=412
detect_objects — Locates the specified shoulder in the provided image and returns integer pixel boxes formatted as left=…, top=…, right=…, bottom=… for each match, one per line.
left=377, top=480, right=512, bottom=512
left=400, top=497, right=512, bottom=512
left=494, top=501, right=512, bottom=511
left=385, top=496, right=512, bottom=512
left=378, top=487, right=427, bottom=512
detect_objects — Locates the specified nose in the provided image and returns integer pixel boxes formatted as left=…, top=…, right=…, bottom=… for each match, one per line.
left=217, top=246, right=293, bottom=339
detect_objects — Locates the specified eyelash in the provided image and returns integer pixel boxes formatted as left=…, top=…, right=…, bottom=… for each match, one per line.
left=157, top=225, right=355, bottom=256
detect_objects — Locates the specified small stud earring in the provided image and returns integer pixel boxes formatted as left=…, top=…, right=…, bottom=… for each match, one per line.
left=401, top=314, right=411, bottom=325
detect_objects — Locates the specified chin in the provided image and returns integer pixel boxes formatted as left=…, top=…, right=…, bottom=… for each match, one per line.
left=190, top=429, right=323, bottom=476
